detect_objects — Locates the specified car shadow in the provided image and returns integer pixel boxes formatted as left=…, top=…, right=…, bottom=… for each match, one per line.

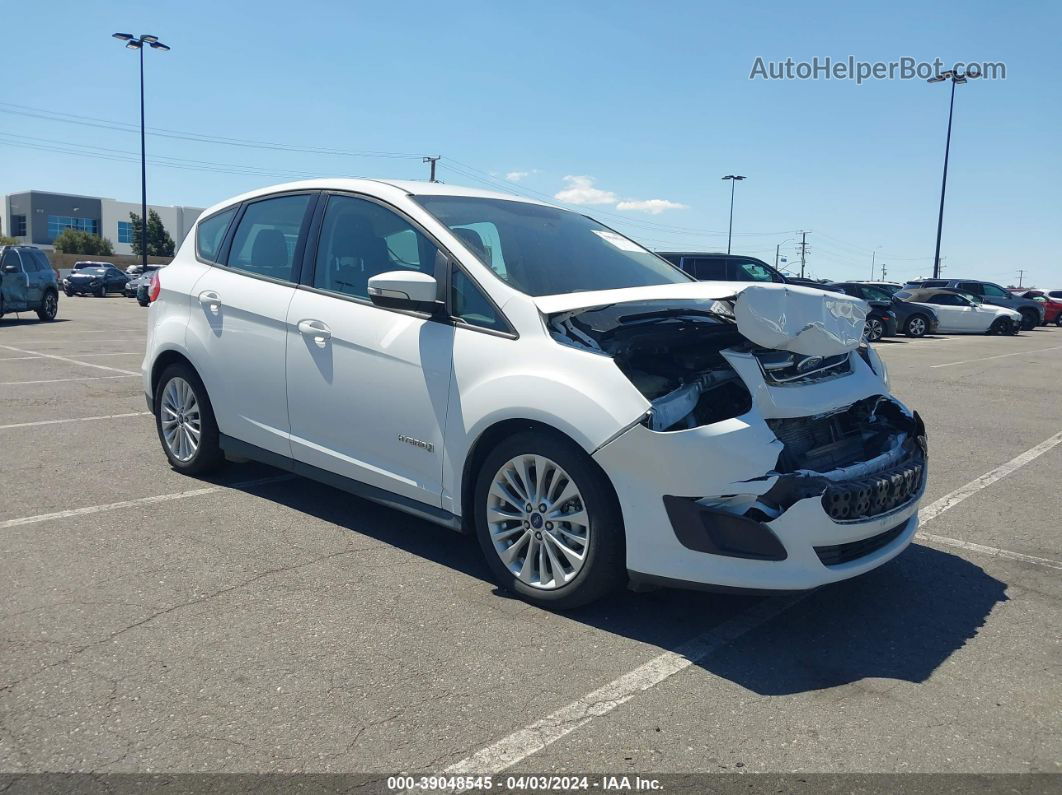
left=0, top=316, right=72, bottom=327
left=216, top=466, right=1006, bottom=696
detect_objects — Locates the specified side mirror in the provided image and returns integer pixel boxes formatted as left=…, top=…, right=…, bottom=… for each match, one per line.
left=367, top=271, right=441, bottom=313
left=2, top=263, right=19, bottom=274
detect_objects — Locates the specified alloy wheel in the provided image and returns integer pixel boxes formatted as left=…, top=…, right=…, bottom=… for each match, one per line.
left=42, top=293, right=57, bottom=319
left=866, top=318, right=884, bottom=342
left=486, top=454, right=590, bottom=590
left=160, top=377, right=202, bottom=462
left=907, top=317, right=926, bottom=337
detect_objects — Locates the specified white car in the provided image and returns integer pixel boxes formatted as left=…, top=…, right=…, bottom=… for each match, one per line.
left=143, top=179, right=927, bottom=608
left=894, top=288, right=1022, bottom=335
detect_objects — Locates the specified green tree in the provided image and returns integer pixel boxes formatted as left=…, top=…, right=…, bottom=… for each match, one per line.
left=128, top=209, right=175, bottom=257
left=53, top=229, right=114, bottom=256
left=0, top=235, right=16, bottom=246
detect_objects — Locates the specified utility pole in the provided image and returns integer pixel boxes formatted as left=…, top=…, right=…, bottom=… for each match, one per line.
left=1017, top=269, right=1024, bottom=288
left=881, top=263, right=887, bottom=281
left=796, top=231, right=809, bottom=278
left=721, top=175, right=746, bottom=255
left=871, top=250, right=876, bottom=281
left=423, top=156, right=440, bottom=182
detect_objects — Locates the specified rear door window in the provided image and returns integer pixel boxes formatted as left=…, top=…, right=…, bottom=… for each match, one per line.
left=981, top=283, right=1009, bottom=298
left=226, top=195, right=312, bottom=282
left=957, top=281, right=983, bottom=295
left=687, top=258, right=728, bottom=280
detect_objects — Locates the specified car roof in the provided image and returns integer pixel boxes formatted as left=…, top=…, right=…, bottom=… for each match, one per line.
left=655, top=251, right=761, bottom=258
left=195, top=178, right=559, bottom=220
left=897, top=287, right=967, bottom=300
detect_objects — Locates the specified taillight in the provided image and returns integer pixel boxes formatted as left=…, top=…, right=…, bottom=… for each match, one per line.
left=148, top=271, right=161, bottom=303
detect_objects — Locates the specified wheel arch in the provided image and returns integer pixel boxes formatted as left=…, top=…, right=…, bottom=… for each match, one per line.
left=150, top=349, right=200, bottom=402
left=459, top=417, right=621, bottom=535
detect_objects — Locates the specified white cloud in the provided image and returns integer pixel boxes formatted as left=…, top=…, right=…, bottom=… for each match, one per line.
left=505, top=170, right=531, bottom=182
left=554, top=175, right=617, bottom=205
left=615, top=198, right=688, bottom=215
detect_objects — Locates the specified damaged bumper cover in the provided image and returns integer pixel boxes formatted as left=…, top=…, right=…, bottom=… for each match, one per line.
left=593, top=389, right=926, bottom=592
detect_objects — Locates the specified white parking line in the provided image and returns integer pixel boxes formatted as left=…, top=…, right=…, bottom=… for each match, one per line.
left=929, top=345, right=1062, bottom=368
left=0, top=375, right=139, bottom=386
left=917, top=533, right=1062, bottom=571
left=77, top=352, right=143, bottom=357
left=0, top=344, right=139, bottom=375
left=443, top=428, right=1062, bottom=775
left=0, top=475, right=295, bottom=530
left=0, top=412, right=151, bottom=431
left=444, top=594, right=807, bottom=776
left=0, top=356, right=41, bottom=361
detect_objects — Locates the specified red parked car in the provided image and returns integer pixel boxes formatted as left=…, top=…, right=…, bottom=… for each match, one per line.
left=1009, top=290, right=1062, bottom=326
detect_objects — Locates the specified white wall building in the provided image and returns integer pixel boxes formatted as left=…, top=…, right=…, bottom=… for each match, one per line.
left=3, top=190, right=204, bottom=255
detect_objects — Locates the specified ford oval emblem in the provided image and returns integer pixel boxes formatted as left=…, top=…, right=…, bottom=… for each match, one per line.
left=796, top=355, right=823, bottom=373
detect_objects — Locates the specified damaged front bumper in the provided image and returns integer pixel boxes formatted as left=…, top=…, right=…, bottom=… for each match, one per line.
left=593, top=380, right=926, bottom=592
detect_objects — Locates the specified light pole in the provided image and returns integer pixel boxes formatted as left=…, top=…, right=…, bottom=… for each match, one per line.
left=721, top=175, right=745, bottom=255
left=112, top=33, right=170, bottom=271
left=775, top=238, right=794, bottom=270
left=927, top=68, right=977, bottom=280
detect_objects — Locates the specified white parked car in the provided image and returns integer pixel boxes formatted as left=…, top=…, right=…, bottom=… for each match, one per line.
left=143, top=179, right=927, bottom=608
left=894, top=288, right=1022, bottom=335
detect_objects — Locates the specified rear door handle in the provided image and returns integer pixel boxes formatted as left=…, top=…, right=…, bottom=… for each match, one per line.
left=297, top=319, right=332, bottom=346
left=198, top=291, right=221, bottom=313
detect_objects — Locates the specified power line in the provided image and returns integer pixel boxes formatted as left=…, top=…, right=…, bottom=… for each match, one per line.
left=0, top=102, right=427, bottom=160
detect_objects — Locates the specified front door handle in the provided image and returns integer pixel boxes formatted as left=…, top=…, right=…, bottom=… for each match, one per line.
left=297, top=319, right=332, bottom=347
left=198, top=291, right=221, bottom=313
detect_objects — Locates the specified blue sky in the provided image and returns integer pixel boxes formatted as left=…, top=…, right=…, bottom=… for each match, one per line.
left=3, top=0, right=1059, bottom=286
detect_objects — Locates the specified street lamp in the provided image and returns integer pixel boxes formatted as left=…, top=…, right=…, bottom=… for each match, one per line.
left=927, top=68, right=977, bottom=279
left=721, top=175, right=745, bottom=255
left=112, top=33, right=170, bottom=271
left=774, top=238, right=794, bottom=270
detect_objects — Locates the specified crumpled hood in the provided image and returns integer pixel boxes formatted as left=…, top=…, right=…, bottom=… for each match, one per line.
left=535, top=280, right=868, bottom=356
left=733, top=284, right=866, bottom=356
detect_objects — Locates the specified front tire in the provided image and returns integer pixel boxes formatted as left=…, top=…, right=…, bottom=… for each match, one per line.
left=988, top=317, right=1014, bottom=336
left=865, top=317, right=885, bottom=342
left=904, top=314, right=929, bottom=338
left=473, top=431, right=625, bottom=609
left=1055, top=314, right=1062, bottom=328
left=36, top=290, right=58, bottom=322
left=1019, top=311, right=1037, bottom=331
left=154, top=363, right=224, bottom=475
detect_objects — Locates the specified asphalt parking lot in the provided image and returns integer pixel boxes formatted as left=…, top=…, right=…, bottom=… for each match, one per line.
left=0, top=296, right=1060, bottom=776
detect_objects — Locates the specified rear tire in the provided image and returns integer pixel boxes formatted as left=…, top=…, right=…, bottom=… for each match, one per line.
left=154, top=363, right=224, bottom=475
left=95, top=285, right=105, bottom=298
left=473, top=430, right=625, bottom=610
left=36, top=290, right=58, bottom=322
left=1055, top=314, right=1062, bottom=328
left=904, top=314, right=929, bottom=338
left=1019, top=310, right=1037, bottom=331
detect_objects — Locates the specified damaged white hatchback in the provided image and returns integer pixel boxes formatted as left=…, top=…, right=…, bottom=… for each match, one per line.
left=144, top=179, right=926, bottom=609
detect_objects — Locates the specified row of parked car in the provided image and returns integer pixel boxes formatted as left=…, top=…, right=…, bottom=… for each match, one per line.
left=59, top=260, right=159, bottom=306
left=657, top=252, right=1062, bottom=341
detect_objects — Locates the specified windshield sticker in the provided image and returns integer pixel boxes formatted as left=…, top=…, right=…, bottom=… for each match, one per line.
left=591, top=229, right=646, bottom=253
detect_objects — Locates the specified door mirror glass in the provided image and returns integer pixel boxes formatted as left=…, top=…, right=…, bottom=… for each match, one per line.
left=367, top=271, right=440, bottom=312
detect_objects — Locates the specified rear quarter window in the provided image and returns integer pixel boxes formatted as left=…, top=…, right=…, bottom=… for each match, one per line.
left=196, top=207, right=237, bottom=263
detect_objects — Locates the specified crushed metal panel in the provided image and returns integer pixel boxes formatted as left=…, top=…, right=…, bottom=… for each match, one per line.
left=734, top=284, right=868, bottom=356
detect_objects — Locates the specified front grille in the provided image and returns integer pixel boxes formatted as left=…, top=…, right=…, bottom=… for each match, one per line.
left=814, top=522, right=907, bottom=566
left=821, top=457, right=925, bottom=521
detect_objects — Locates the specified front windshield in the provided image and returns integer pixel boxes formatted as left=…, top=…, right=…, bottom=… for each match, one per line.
left=79, top=267, right=106, bottom=275
left=414, top=196, right=692, bottom=297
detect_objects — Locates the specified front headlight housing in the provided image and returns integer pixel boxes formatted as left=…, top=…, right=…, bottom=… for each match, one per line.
left=858, top=342, right=889, bottom=386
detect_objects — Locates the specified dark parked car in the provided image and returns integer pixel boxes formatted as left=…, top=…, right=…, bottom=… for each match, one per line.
left=0, top=245, right=60, bottom=322
left=904, top=279, right=1043, bottom=330
left=830, top=281, right=939, bottom=338
left=657, top=252, right=788, bottom=283
left=125, top=265, right=161, bottom=306
left=63, top=265, right=130, bottom=297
